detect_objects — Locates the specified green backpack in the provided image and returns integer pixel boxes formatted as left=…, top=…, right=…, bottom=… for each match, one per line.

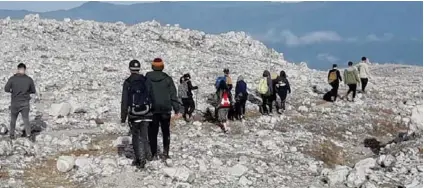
left=257, top=78, right=269, bottom=95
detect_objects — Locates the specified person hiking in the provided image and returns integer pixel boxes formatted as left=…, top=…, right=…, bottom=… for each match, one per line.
left=270, top=72, right=279, bottom=113
left=145, top=58, right=181, bottom=160
left=4, top=63, right=36, bottom=141
left=327, top=64, right=342, bottom=102
left=214, top=79, right=232, bottom=133
left=215, top=68, right=233, bottom=92
left=257, top=70, right=273, bottom=115
left=275, top=70, right=291, bottom=113
left=356, top=56, right=371, bottom=93
left=235, top=75, right=248, bottom=120
left=343, top=61, right=361, bottom=102
left=178, top=73, right=198, bottom=122
left=120, top=59, right=153, bottom=169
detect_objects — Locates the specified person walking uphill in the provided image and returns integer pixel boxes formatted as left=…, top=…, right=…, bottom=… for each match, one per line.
left=344, top=61, right=361, bottom=102
left=235, top=75, right=248, bottom=120
left=327, top=64, right=342, bottom=102
left=178, top=73, right=198, bottom=122
left=121, top=59, right=153, bottom=169
left=257, top=70, right=273, bottom=115
left=214, top=80, right=232, bottom=133
left=356, top=56, right=371, bottom=93
left=275, top=70, right=291, bottom=113
left=4, top=63, right=36, bottom=141
left=145, top=58, right=181, bottom=160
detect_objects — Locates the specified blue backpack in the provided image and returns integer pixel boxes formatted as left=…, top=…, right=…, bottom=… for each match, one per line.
left=215, top=76, right=226, bottom=89
left=128, top=77, right=152, bottom=116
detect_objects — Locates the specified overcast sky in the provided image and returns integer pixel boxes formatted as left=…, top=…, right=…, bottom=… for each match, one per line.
left=0, top=1, right=144, bottom=12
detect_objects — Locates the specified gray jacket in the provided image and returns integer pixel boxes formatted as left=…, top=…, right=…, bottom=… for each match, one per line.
left=4, top=73, right=36, bottom=105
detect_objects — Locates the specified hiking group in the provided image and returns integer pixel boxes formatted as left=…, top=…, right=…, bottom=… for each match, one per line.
left=3, top=56, right=372, bottom=169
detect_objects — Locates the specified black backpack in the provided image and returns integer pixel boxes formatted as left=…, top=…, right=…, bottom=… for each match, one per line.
left=127, top=77, right=152, bottom=116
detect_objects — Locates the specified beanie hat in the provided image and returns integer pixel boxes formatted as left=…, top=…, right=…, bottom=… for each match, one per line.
left=129, top=59, right=141, bottom=71
left=152, top=58, right=164, bottom=71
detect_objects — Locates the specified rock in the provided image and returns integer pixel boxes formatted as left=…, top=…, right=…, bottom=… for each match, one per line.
left=377, top=154, right=396, bottom=167
left=360, top=181, right=377, bottom=188
left=0, top=124, right=8, bottom=135
left=113, top=136, right=132, bottom=147
left=346, top=170, right=366, bottom=187
left=354, top=158, right=376, bottom=172
left=323, top=165, right=351, bottom=186
left=163, top=167, right=194, bottom=182
left=405, top=179, right=422, bottom=188
left=193, top=121, right=202, bottom=126
left=56, top=156, right=75, bottom=172
left=75, top=156, right=91, bottom=168
left=298, top=106, right=309, bottom=113
left=49, top=103, right=72, bottom=117
left=212, top=158, right=223, bottom=166
left=409, top=105, right=423, bottom=133
left=238, top=176, right=252, bottom=186
left=228, top=164, right=248, bottom=177
left=290, top=146, right=297, bottom=152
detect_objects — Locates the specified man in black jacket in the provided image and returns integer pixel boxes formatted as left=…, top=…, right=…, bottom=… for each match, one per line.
left=180, top=73, right=198, bottom=122
left=121, top=59, right=153, bottom=169
left=327, top=64, right=342, bottom=102
left=4, top=63, right=36, bottom=141
left=145, top=58, right=181, bottom=160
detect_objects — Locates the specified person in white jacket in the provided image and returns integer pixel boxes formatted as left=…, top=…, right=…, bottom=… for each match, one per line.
left=356, top=56, right=371, bottom=93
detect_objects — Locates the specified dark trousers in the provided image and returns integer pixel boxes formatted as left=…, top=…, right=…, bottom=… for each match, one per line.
left=10, top=103, right=30, bottom=137
left=148, top=113, right=171, bottom=157
left=235, top=98, right=247, bottom=118
left=347, top=84, right=357, bottom=99
left=330, top=82, right=339, bottom=101
left=360, top=78, right=368, bottom=92
left=261, top=94, right=272, bottom=114
left=129, top=120, right=151, bottom=161
left=277, top=91, right=288, bottom=111
left=182, top=98, right=195, bottom=120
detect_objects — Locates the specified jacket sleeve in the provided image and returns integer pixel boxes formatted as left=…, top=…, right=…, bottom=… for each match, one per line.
left=343, top=70, right=347, bottom=85
left=4, top=77, right=12, bottom=93
left=337, top=70, right=342, bottom=81
left=120, top=80, right=129, bottom=123
left=187, top=81, right=198, bottom=90
left=327, top=71, right=331, bottom=81
left=168, top=77, right=181, bottom=113
left=354, top=70, right=361, bottom=83
left=366, top=65, right=371, bottom=78
left=29, top=77, right=36, bottom=94
left=287, top=80, right=291, bottom=94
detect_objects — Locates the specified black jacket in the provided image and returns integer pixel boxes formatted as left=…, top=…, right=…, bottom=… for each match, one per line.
left=121, top=73, right=153, bottom=123
left=145, top=70, right=180, bottom=114
left=186, top=80, right=198, bottom=98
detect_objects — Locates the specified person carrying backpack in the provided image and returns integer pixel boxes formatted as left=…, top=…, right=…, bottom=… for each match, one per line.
left=215, top=68, right=233, bottom=92
left=4, top=63, right=36, bottom=141
left=257, top=70, right=273, bottom=115
left=214, top=79, right=232, bottom=132
left=275, top=70, right=291, bottom=113
left=270, top=72, right=279, bottom=112
left=327, top=64, right=342, bottom=102
left=235, top=75, right=248, bottom=120
left=178, top=73, right=198, bottom=122
left=356, top=56, right=371, bottom=93
left=120, top=60, right=153, bottom=169
left=343, top=61, right=361, bottom=102
left=145, top=58, right=181, bottom=160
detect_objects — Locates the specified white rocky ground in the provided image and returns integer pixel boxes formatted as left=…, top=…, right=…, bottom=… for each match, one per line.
left=0, top=14, right=422, bottom=188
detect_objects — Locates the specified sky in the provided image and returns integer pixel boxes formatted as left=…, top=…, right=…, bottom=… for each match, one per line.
left=0, top=1, right=141, bottom=12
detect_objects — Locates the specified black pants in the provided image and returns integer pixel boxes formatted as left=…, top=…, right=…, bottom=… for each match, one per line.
left=129, top=120, right=151, bottom=161
left=360, top=78, right=368, bottom=92
left=330, top=82, right=339, bottom=101
left=148, top=113, right=171, bottom=157
left=10, top=103, right=31, bottom=137
left=182, top=98, right=195, bottom=120
left=261, top=94, right=272, bottom=114
left=347, top=84, right=357, bottom=99
left=235, top=98, right=247, bottom=118
left=277, top=91, right=288, bottom=111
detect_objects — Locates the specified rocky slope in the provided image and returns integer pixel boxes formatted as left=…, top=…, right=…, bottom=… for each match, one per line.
left=0, top=14, right=422, bottom=188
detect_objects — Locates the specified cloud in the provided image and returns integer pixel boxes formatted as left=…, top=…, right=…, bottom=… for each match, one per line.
left=317, top=53, right=339, bottom=63
left=366, top=33, right=394, bottom=41
left=257, top=29, right=343, bottom=46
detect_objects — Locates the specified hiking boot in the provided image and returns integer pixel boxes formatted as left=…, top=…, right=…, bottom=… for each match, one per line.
left=132, top=159, right=146, bottom=169
left=9, top=134, right=16, bottom=140
left=162, top=150, right=171, bottom=160
left=27, top=134, right=36, bottom=142
left=148, top=154, right=159, bottom=161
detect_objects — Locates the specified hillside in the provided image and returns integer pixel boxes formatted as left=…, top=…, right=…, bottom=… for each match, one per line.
left=0, top=15, right=422, bottom=188
left=0, top=1, right=422, bottom=70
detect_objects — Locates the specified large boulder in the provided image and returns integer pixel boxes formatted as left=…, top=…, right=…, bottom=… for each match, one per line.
left=409, top=105, right=423, bottom=134
left=49, top=103, right=73, bottom=117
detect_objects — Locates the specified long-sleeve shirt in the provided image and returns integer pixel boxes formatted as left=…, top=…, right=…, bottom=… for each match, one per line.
left=4, top=73, right=36, bottom=105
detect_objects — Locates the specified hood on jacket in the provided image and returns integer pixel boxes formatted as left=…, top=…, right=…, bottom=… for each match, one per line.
left=237, top=75, right=244, bottom=82
left=263, top=70, right=270, bottom=78
left=346, top=66, right=357, bottom=72
left=146, top=71, right=169, bottom=82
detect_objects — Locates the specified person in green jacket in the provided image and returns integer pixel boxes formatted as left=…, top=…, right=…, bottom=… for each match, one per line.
left=343, top=61, right=361, bottom=102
